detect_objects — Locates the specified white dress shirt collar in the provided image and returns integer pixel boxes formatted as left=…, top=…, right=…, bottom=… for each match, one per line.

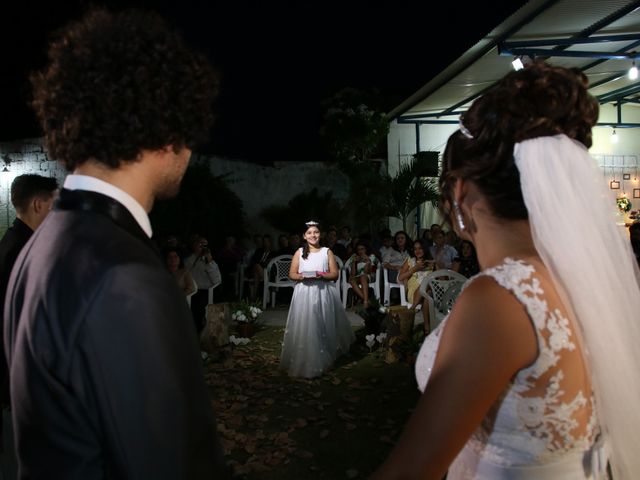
left=63, top=174, right=153, bottom=238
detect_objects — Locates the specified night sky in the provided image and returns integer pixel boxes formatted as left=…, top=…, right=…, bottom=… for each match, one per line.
left=1, top=1, right=526, bottom=163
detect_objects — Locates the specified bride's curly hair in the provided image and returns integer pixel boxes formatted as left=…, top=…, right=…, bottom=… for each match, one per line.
left=440, top=61, right=599, bottom=221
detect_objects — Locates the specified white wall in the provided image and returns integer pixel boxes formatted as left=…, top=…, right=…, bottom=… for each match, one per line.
left=388, top=109, right=640, bottom=235
left=387, top=120, right=456, bottom=238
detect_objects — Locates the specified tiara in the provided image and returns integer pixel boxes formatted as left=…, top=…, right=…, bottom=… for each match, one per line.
left=305, top=220, right=319, bottom=227
left=459, top=117, right=473, bottom=139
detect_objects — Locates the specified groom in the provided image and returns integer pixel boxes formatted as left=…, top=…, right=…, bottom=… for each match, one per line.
left=4, top=8, right=227, bottom=479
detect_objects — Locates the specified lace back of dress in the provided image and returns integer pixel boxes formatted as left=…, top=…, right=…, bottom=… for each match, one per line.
left=484, top=259, right=596, bottom=458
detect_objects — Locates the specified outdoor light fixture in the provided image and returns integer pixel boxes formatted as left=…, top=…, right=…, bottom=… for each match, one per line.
left=629, top=60, right=638, bottom=80
left=611, top=129, right=619, bottom=144
left=1, top=155, right=10, bottom=172
left=512, top=57, right=524, bottom=71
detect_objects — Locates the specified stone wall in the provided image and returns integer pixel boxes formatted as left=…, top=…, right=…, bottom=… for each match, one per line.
left=201, top=154, right=350, bottom=238
left=0, top=139, right=350, bottom=239
left=0, top=139, right=67, bottom=236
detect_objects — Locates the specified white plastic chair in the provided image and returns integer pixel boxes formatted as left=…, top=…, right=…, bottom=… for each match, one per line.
left=382, top=265, right=406, bottom=306
left=208, top=279, right=221, bottom=304
left=418, top=269, right=467, bottom=332
left=341, top=256, right=381, bottom=308
left=262, top=254, right=295, bottom=309
left=186, top=278, right=198, bottom=307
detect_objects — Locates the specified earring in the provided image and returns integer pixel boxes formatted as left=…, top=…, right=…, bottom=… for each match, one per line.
left=453, top=200, right=466, bottom=231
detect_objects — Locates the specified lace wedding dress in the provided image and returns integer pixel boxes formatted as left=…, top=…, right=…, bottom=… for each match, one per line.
left=415, top=258, right=607, bottom=479
left=280, top=247, right=355, bottom=378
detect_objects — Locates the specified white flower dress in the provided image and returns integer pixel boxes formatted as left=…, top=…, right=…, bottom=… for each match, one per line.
left=280, top=247, right=355, bottom=378
left=415, top=258, right=607, bottom=479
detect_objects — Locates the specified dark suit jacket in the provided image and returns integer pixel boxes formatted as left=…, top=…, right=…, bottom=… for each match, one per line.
left=4, top=189, right=226, bottom=479
left=0, top=218, right=33, bottom=407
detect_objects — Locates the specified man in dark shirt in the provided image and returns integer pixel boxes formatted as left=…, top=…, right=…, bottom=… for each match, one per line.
left=0, top=174, right=58, bottom=318
left=0, top=174, right=57, bottom=478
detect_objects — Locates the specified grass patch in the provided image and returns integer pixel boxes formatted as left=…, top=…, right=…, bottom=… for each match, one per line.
left=205, top=324, right=421, bottom=479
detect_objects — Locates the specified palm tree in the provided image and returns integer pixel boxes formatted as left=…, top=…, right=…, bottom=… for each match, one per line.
left=387, top=157, right=440, bottom=232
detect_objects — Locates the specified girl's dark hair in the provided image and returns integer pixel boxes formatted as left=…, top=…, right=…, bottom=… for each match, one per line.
left=392, top=230, right=412, bottom=255
left=412, top=238, right=433, bottom=260
left=354, top=240, right=371, bottom=256
left=302, top=222, right=321, bottom=260
left=440, top=61, right=599, bottom=222
left=163, top=247, right=185, bottom=269
left=459, top=240, right=477, bottom=259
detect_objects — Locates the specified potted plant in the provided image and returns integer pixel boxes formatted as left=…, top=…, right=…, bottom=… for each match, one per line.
left=231, top=299, right=263, bottom=338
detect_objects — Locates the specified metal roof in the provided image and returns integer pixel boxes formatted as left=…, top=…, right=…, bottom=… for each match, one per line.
left=390, top=0, right=640, bottom=128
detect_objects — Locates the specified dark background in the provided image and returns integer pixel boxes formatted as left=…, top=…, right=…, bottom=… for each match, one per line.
left=1, top=1, right=526, bottom=163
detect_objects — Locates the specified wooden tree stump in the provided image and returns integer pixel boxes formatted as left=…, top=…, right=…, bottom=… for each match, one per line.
left=200, top=303, right=232, bottom=362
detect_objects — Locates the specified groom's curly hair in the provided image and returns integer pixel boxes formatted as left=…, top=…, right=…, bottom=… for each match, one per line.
left=30, top=7, right=219, bottom=171
left=440, top=61, right=599, bottom=221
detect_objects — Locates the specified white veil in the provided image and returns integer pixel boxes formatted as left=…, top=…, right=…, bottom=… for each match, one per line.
left=514, top=134, right=640, bottom=479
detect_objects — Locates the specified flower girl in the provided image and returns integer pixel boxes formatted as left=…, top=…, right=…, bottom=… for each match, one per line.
left=280, top=221, right=355, bottom=377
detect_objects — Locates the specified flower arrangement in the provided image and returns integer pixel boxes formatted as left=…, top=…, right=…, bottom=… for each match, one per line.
left=364, top=332, right=388, bottom=352
left=617, top=196, right=632, bottom=213
left=231, top=299, right=263, bottom=324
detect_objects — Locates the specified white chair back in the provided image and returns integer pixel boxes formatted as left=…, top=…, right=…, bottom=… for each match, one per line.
left=186, top=278, right=198, bottom=307
left=208, top=279, right=221, bottom=304
left=262, top=254, right=295, bottom=309
left=418, top=269, right=467, bottom=331
left=382, top=265, right=407, bottom=306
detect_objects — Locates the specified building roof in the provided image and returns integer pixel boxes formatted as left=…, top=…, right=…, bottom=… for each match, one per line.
left=390, top=0, right=640, bottom=128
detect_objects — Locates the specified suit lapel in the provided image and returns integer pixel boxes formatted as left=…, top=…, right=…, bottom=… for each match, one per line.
left=55, top=189, right=159, bottom=255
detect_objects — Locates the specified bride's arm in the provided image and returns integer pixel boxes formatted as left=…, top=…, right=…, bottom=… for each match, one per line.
left=370, top=277, right=537, bottom=479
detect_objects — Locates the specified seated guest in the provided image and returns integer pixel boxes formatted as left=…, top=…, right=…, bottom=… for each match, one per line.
left=445, top=229, right=461, bottom=252
left=185, top=235, right=222, bottom=333
left=275, top=234, right=290, bottom=256
left=430, top=229, right=458, bottom=269
left=165, top=247, right=196, bottom=297
left=348, top=241, right=379, bottom=309
left=452, top=240, right=480, bottom=278
left=288, top=232, right=301, bottom=254
left=247, top=234, right=275, bottom=299
left=337, top=225, right=352, bottom=248
left=421, top=228, right=432, bottom=246
left=325, top=226, right=348, bottom=261
left=378, top=234, right=395, bottom=264
left=215, top=235, right=245, bottom=300
left=397, top=239, right=435, bottom=334
left=372, top=227, right=391, bottom=258
left=382, top=230, right=412, bottom=282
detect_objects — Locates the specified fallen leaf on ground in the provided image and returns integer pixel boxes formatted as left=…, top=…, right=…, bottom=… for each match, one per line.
left=295, top=449, right=314, bottom=459
left=346, top=468, right=359, bottom=478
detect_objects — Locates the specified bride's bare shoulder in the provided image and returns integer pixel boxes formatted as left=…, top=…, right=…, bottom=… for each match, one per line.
left=439, top=275, right=538, bottom=369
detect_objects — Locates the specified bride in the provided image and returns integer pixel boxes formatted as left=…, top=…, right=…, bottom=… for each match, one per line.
left=371, top=62, right=640, bottom=479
